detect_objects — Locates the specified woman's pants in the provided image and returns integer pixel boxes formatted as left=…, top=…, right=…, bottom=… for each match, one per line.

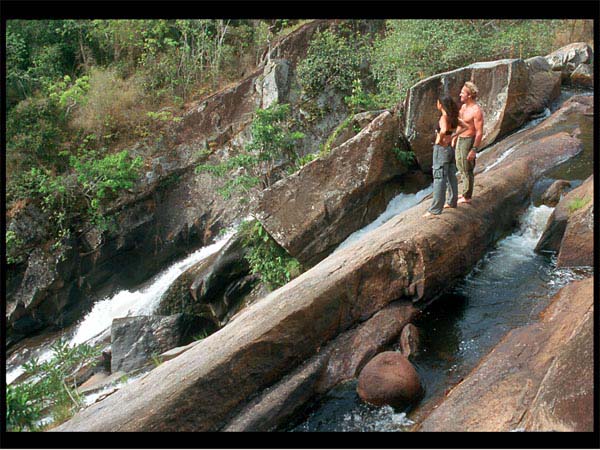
left=428, top=144, right=458, bottom=215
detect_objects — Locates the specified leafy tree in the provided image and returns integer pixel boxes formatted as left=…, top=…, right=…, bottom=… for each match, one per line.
left=6, top=340, right=101, bottom=431
left=239, top=220, right=302, bottom=289
left=296, top=28, right=363, bottom=98
left=196, top=102, right=304, bottom=199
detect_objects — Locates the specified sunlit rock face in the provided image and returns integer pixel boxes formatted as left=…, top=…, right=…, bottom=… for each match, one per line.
left=404, top=57, right=561, bottom=170
left=256, top=110, right=409, bottom=268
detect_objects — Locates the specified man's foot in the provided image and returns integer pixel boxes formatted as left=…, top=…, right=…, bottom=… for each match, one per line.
left=422, top=211, right=438, bottom=218
left=444, top=204, right=456, bottom=209
left=458, top=197, right=472, bottom=204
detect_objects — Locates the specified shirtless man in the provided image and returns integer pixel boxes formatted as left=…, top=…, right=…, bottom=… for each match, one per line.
left=451, top=81, right=484, bottom=204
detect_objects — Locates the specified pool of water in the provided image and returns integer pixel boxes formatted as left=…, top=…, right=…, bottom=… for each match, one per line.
left=288, top=204, right=592, bottom=432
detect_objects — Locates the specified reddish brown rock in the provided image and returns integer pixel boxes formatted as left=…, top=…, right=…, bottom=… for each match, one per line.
left=256, top=110, right=409, bottom=268
left=416, top=277, right=593, bottom=432
left=570, top=63, right=593, bottom=88
left=223, top=301, right=419, bottom=431
left=540, top=179, right=571, bottom=207
left=357, top=351, right=423, bottom=409
left=556, top=178, right=593, bottom=268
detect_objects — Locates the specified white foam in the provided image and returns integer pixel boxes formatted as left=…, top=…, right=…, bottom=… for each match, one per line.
left=6, top=229, right=236, bottom=384
left=69, top=230, right=235, bottom=346
left=335, top=185, right=433, bottom=252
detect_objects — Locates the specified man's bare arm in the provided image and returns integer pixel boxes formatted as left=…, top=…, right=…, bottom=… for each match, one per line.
left=472, top=107, right=484, bottom=149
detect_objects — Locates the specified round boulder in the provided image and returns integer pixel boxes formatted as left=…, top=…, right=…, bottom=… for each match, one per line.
left=357, top=351, right=423, bottom=409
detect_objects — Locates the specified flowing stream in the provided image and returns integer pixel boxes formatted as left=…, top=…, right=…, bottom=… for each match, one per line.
left=4, top=87, right=592, bottom=430
left=6, top=229, right=236, bottom=385
left=288, top=203, right=592, bottom=432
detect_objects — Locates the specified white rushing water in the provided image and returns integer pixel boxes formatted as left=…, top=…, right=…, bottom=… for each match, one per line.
left=6, top=229, right=236, bottom=385
left=334, top=185, right=433, bottom=252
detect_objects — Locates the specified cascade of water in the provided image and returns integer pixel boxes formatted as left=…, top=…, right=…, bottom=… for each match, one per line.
left=334, top=185, right=433, bottom=252
left=6, top=229, right=236, bottom=384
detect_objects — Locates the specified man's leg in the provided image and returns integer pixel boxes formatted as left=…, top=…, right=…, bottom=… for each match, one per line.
left=464, top=157, right=476, bottom=200
left=455, top=138, right=470, bottom=198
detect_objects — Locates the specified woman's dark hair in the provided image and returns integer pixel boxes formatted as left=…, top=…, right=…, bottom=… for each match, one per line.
left=439, top=95, right=459, bottom=129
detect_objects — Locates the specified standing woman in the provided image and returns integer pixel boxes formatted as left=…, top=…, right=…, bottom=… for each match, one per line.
left=423, top=95, right=460, bottom=217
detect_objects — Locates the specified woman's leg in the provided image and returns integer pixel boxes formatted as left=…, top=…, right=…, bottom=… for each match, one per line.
left=428, top=164, right=446, bottom=214
left=446, top=161, right=458, bottom=207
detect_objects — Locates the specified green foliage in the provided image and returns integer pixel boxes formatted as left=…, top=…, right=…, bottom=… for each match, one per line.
left=146, top=110, right=182, bottom=123
left=47, top=75, right=90, bottom=118
left=369, top=19, right=567, bottom=108
left=392, top=147, right=417, bottom=168
left=6, top=340, right=101, bottom=431
left=8, top=149, right=143, bottom=258
left=344, top=78, right=378, bottom=113
left=6, top=230, right=25, bottom=265
left=6, top=96, right=65, bottom=171
left=297, top=28, right=364, bottom=98
left=239, top=220, right=302, bottom=289
left=320, top=114, right=354, bottom=156
left=287, top=153, right=318, bottom=174
left=567, top=196, right=590, bottom=213
left=196, top=102, right=304, bottom=198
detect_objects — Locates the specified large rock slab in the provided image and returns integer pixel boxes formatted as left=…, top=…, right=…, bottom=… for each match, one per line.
left=222, top=301, right=418, bottom=432
left=256, top=110, right=408, bottom=267
left=54, top=98, right=587, bottom=432
left=417, top=277, right=593, bottom=432
left=404, top=58, right=561, bottom=170
left=545, top=42, right=593, bottom=81
left=111, top=314, right=210, bottom=373
left=535, top=174, right=593, bottom=263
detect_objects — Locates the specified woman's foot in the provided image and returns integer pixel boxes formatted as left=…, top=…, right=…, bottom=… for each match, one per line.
left=422, top=211, right=439, bottom=218
left=444, top=204, right=456, bottom=209
left=458, top=197, right=472, bottom=204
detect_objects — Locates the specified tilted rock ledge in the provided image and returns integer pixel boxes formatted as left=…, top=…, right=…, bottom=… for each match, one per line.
left=416, top=276, right=593, bottom=432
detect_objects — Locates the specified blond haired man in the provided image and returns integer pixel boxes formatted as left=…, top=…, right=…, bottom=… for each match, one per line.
left=452, top=81, right=484, bottom=204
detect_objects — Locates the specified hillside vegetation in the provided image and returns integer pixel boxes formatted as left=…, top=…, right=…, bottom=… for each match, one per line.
left=5, top=18, right=592, bottom=264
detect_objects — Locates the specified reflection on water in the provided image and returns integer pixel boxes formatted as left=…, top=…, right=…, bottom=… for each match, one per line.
left=289, top=204, right=592, bottom=432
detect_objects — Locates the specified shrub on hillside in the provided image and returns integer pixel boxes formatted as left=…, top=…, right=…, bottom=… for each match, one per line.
left=71, top=67, right=148, bottom=141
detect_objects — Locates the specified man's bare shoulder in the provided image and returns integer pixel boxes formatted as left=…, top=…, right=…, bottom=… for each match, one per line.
left=474, top=103, right=484, bottom=118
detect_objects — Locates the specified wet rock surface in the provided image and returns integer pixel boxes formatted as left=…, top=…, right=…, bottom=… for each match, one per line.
left=54, top=96, right=588, bottom=432
left=416, top=277, right=593, bottom=432
left=540, top=179, right=571, bottom=206
left=357, top=351, right=423, bottom=409
left=156, top=232, right=256, bottom=326
left=536, top=174, right=593, bottom=265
